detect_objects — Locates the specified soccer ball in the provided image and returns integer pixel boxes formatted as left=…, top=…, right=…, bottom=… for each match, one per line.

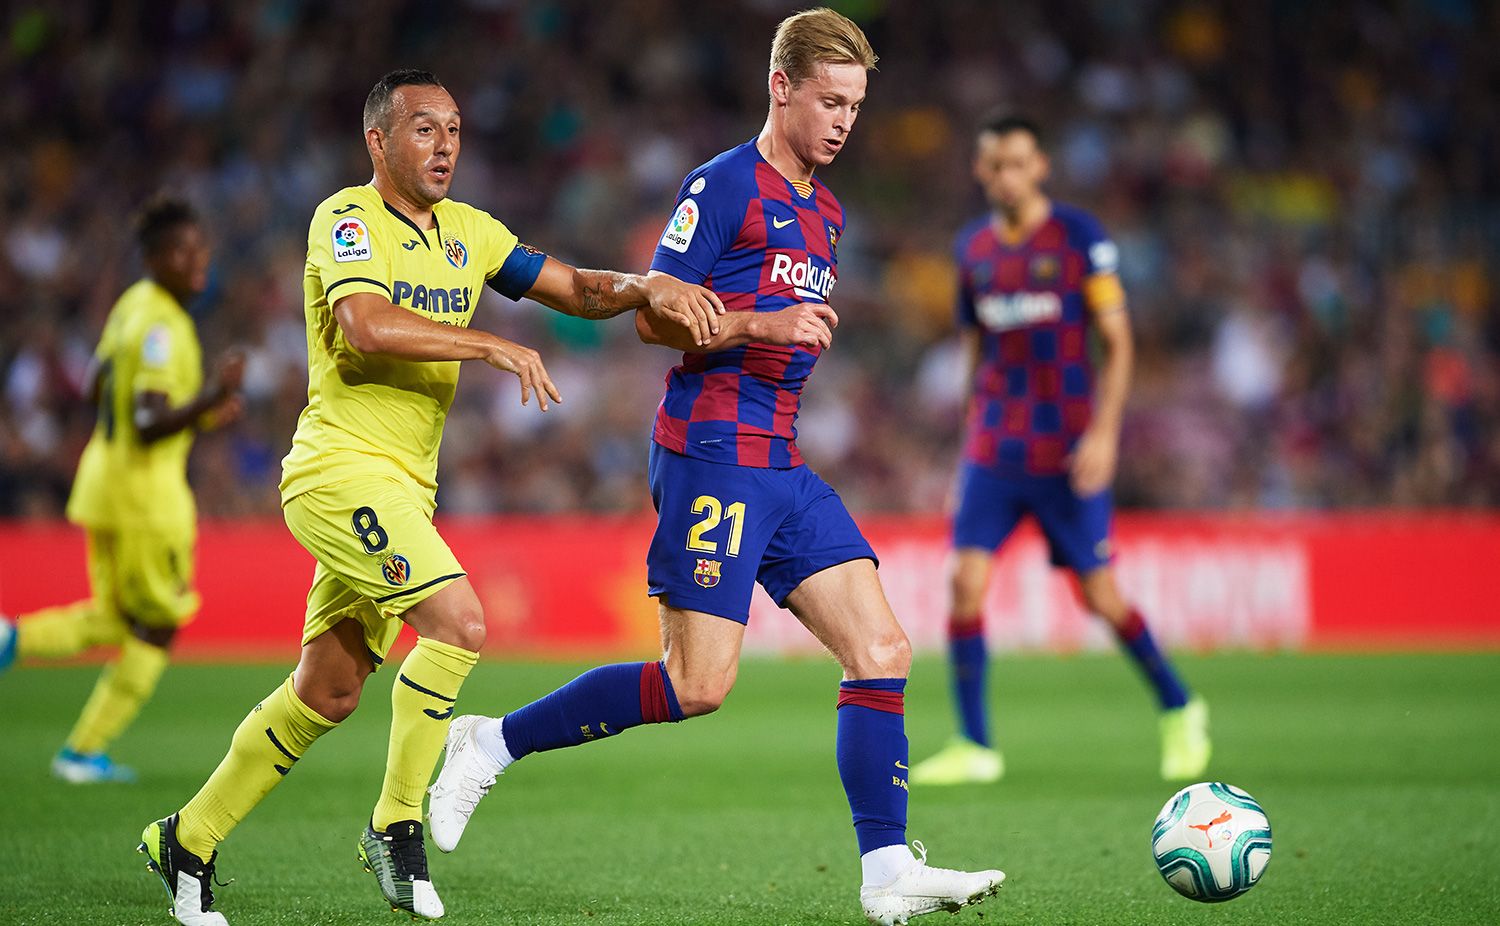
left=1151, top=781, right=1272, bottom=902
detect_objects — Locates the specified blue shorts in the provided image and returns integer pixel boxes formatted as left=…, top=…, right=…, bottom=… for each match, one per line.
left=646, top=443, right=877, bottom=623
left=952, top=463, right=1113, bottom=573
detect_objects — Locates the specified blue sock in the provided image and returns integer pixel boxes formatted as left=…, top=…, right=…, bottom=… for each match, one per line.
left=502, top=661, right=684, bottom=760
left=1115, top=610, right=1190, bottom=710
left=948, top=614, right=990, bottom=747
left=836, top=678, right=909, bottom=855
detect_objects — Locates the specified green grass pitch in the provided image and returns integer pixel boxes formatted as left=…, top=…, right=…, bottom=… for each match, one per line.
left=2, top=652, right=1497, bottom=925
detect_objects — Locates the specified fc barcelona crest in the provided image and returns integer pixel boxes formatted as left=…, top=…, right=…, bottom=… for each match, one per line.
left=381, top=553, right=411, bottom=587
left=1030, top=254, right=1060, bottom=283
left=693, top=558, right=722, bottom=589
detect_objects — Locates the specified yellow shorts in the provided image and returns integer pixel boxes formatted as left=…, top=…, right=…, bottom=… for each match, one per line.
left=86, top=527, right=199, bottom=628
left=283, top=475, right=466, bottom=665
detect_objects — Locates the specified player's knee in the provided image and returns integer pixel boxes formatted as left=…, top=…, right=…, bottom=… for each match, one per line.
left=850, top=627, right=912, bottom=679
left=298, top=678, right=365, bottom=723
left=131, top=622, right=177, bottom=650
left=1080, top=582, right=1126, bottom=623
left=433, top=602, right=487, bottom=653
left=949, top=563, right=987, bottom=616
left=673, top=675, right=734, bottom=718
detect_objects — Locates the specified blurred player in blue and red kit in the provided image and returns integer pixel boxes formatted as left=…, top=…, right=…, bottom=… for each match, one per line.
left=428, top=9, right=1005, bottom=924
left=909, top=115, right=1211, bottom=787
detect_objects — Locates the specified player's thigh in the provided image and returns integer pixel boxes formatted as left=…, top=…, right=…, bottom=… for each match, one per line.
left=782, top=558, right=910, bottom=681
left=113, top=527, right=201, bottom=630
left=79, top=530, right=129, bottom=642
left=757, top=467, right=878, bottom=610
left=286, top=478, right=465, bottom=664
left=658, top=603, right=747, bottom=715
left=951, top=462, right=1027, bottom=554
left=1032, top=479, right=1114, bottom=574
left=401, top=576, right=485, bottom=652
left=645, top=444, right=790, bottom=625
left=301, top=562, right=401, bottom=669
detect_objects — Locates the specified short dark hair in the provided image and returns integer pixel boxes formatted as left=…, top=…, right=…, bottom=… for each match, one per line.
left=978, top=112, right=1043, bottom=147
left=133, top=195, right=197, bottom=255
left=363, top=68, right=445, bottom=133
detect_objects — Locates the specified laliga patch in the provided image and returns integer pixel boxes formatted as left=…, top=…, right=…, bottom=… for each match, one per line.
left=660, top=198, right=699, bottom=253
left=332, top=217, right=372, bottom=263
left=381, top=553, right=411, bottom=587
left=1090, top=239, right=1120, bottom=274
left=142, top=325, right=171, bottom=367
left=693, top=558, right=722, bottom=588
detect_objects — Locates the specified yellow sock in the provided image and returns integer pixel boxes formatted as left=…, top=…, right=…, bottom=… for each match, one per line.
left=17, top=600, right=122, bottom=658
left=371, top=637, right=479, bottom=831
left=177, top=675, right=337, bottom=859
left=65, top=636, right=169, bottom=754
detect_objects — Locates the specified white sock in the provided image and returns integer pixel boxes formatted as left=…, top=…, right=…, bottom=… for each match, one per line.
left=861, top=844, right=916, bottom=887
left=473, top=716, right=516, bottom=769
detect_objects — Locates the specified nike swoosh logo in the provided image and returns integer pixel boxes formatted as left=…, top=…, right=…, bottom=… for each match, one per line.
left=772, top=216, right=795, bottom=229
left=332, top=203, right=364, bottom=214
left=402, top=239, right=420, bottom=250
left=895, top=761, right=908, bottom=770
left=424, top=707, right=455, bottom=720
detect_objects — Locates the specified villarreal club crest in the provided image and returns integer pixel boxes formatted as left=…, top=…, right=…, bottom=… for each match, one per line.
left=381, top=553, right=411, bottom=587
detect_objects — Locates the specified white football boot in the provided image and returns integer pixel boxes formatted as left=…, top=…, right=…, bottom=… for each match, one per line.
left=139, top=813, right=230, bottom=926
left=427, top=714, right=510, bottom=853
left=859, top=841, right=1005, bottom=926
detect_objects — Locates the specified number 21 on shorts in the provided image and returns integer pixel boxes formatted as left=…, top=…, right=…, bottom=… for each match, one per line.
left=685, top=495, right=745, bottom=557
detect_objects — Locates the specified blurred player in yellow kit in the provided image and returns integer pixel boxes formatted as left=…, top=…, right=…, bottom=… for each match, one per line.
left=0, top=196, right=245, bottom=783
left=135, top=69, right=722, bottom=926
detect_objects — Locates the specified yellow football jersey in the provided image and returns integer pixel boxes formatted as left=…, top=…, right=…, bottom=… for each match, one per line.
left=67, top=279, right=203, bottom=535
left=280, top=184, right=543, bottom=505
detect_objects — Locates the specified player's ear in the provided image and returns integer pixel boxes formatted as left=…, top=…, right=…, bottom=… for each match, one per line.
left=1035, top=151, right=1051, bottom=185
left=769, top=69, right=791, bottom=106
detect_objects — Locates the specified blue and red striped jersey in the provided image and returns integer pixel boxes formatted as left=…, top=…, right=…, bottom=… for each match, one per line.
left=649, top=139, right=843, bottom=468
left=955, top=202, right=1121, bottom=477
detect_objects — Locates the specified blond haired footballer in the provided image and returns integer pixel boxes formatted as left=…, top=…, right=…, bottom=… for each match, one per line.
left=0, top=197, right=244, bottom=784
left=135, top=69, right=723, bottom=926
left=428, top=12, right=1004, bottom=925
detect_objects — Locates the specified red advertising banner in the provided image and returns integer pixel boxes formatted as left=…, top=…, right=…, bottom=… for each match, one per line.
left=2, top=513, right=1496, bottom=660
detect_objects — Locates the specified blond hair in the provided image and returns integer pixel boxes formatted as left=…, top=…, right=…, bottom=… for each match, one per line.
left=769, top=7, right=878, bottom=85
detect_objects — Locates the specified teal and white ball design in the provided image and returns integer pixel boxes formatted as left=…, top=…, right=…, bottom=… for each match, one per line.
left=1151, top=781, right=1272, bottom=902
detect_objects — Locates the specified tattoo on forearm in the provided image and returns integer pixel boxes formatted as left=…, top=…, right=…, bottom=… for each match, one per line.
left=576, top=271, right=635, bottom=319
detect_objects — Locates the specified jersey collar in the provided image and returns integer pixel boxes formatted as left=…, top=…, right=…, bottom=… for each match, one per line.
left=381, top=199, right=441, bottom=250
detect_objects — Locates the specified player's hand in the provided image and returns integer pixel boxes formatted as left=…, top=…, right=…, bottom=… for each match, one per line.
left=206, top=394, right=245, bottom=429
left=1068, top=427, right=1118, bottom=496
left=645, top=275, right=725, bottom=346
left=214, top=349, right=247, bottom=395
left=485, top=337, right=562, bottom=412
left=755, top=302, right=838, bottom=350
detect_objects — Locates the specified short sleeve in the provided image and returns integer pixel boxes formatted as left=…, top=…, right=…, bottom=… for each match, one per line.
left=649, top=170, right=744, bottom=285
left=1074, top=213, right=1120, bottom=277
left=131, top=316, right=196, bottom=403
left=308, top=202, right=394, bottom=305
left=1071, top=211, right=1125, bottom=311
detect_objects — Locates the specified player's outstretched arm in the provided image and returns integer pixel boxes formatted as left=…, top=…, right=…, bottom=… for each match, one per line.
left=335, top=292, right=562, bottom=411
left=135, top=349, right=246, bottom=443
left=523, top=259, right=725, bottom=345
left=635, top=300, right=838, bottom=353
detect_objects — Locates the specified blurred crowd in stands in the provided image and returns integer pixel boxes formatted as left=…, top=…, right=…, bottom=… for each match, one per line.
left=3, top=0, right=1498, bottom=517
